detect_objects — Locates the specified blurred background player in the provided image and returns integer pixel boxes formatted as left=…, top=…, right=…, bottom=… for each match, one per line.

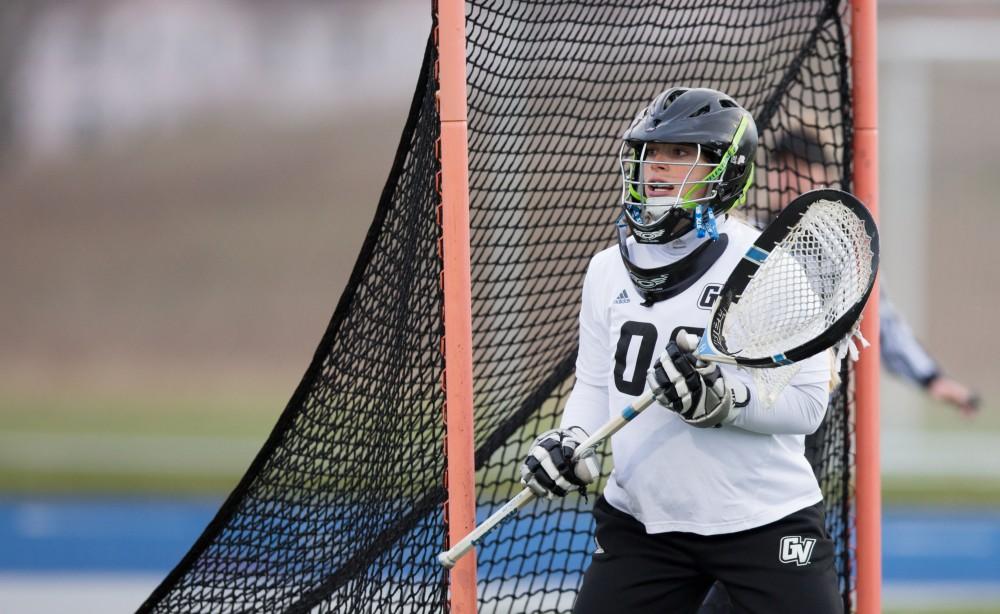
left=698, top=124, right=983, bottom=614
left=771, top=126, right=980, bottom=415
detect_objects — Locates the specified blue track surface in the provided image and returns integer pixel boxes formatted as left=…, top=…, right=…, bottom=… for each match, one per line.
left=1, top=498, right=999, bottom=584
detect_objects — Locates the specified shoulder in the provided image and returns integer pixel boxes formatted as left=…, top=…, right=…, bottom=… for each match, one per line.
left=723, top=216, right=760, bottom=252
left=725, top=216, right=761, bottom=240
left=586, top=243, right=622, bottom=282
left=580, top=243, right=626, bottom=313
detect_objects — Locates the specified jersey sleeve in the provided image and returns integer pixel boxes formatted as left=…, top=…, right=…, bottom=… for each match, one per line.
left=879, top=288, right=940, bottom=387
left=724, top=351, right=831, bottom=435
left=573, top=256, right=610, bottom=387
left=560, top=257, right=611, bottom=435
left=559, top=379, right=610, bottom=436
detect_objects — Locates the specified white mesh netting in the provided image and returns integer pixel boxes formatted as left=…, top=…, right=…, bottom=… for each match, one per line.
left=725, top=198, right=875, bottom=404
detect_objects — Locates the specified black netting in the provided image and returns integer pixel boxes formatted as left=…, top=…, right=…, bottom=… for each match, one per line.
left=140, top=1, right=856, bottom=613
left=139, top=37, right=448, bottom=614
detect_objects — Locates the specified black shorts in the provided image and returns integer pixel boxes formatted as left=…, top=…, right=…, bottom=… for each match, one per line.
left=573, top=497, right=844, bottom=614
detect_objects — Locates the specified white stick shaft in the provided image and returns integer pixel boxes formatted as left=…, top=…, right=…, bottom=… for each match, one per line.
left=573, top=390, right=655, bottom=456
left=437, top=487, right=533, bottom=569
left=436, top=390, right=657, bottom=568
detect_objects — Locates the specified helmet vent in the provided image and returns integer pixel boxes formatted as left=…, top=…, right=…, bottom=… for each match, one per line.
left=719, top=99, right=737, bottom=108
left=690, top=104, right=711, bottom=118
left=664, top=89, right=686, bottom=107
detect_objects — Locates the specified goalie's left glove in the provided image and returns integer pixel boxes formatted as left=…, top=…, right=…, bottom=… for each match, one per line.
left=646, top=332, right=750, bottom=428
left=520, top=426, right=600, bottom=499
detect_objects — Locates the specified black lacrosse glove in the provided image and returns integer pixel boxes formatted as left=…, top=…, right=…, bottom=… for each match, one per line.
left=520, top=426, right=600, bottom=499
left=646, top=332, right=749, bottom=428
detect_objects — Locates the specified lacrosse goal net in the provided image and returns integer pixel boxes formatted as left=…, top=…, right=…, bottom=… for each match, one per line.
left=139, top=0, right=861, bottom=612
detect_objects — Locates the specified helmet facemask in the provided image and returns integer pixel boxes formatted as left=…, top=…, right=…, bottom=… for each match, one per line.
left=613, top=87, right=758, bottom=305
left=619, top=110, right=755, bottom=244
left=619, top=141, right=724, bottom=243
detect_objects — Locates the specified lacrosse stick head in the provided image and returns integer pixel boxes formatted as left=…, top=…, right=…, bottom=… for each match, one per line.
left=695, top=189, right=879, bottom=403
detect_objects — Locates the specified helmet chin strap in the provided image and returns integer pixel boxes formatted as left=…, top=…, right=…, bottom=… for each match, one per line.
left=642, top=195, right=721, bottom=241
left=694, top=204, right=720, bottom=240
left=642, top=195, right=683, bottom=224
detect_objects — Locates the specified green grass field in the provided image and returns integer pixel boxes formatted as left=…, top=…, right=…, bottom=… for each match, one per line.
left=2, top=389, right=998, bottom=506
left=0, top=390, right=283, bottom=494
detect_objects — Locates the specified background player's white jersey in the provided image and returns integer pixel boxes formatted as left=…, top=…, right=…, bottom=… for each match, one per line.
left=562, top=216, right=831, bottom=535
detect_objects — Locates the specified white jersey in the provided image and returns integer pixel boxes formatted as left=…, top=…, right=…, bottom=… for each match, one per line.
left=562, top=216, right=830, bottom=536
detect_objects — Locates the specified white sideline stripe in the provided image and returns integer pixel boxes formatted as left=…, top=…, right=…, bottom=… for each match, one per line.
left=882, top=431, right=1000, bottom=478
left=0, top=573, right=161, bottom=614
left=0, top=431, right=261, bottom=475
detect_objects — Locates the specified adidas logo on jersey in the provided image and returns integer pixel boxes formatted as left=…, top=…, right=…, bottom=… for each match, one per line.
left=614, top=289, right=630, bottom=304
left=779, top=535, right=816, bottom=566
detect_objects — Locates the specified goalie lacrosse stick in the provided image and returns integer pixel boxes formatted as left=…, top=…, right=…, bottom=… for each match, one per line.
left=437, top=188, right=879, bottom=569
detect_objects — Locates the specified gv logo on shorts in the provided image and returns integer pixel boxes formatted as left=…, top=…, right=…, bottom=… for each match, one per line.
left=779, top=535, right=816, bottom=566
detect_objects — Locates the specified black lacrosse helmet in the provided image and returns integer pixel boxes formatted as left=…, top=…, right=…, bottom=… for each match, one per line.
left=619, top=87, right=758, bottom=244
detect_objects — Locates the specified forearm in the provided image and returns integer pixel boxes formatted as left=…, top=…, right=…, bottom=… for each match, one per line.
left=724, top=353, right=831, bottom=435
left=559, top=379, right=609, bottom=436
left=880, top=291, right=940, bottom=387
left=728, top=378, right=829, bottom=435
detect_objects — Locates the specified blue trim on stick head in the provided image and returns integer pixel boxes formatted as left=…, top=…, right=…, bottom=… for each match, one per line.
left=746, top=245, right=769, bottom=263
left=695, top=333, right=716, bottom=359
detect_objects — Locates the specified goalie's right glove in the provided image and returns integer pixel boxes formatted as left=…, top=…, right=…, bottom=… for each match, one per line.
left=520, top=426, right=600, bottom=499
left=646, top=332, right=750, bottom=428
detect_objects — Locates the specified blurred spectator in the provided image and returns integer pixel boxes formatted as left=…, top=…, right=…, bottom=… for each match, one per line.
left=699, top=123, right=982, bottom=614
left=772, top=126, right=980, bottom=415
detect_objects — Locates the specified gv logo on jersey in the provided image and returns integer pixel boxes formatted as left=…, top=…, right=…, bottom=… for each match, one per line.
left=697, top=283, right=722, bottom=310
left=779, top=536, right=816, bottom=566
